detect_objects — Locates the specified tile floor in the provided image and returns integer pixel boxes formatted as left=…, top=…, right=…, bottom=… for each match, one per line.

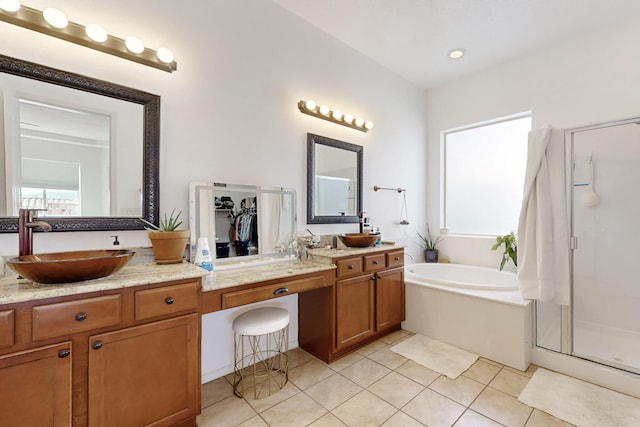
left=197, top=330, right=574, bottom=427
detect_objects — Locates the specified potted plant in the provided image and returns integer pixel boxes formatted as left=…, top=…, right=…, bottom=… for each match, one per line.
left=140, top=209, right=190, bottom=264
left=418, top=225, right=442, bottom=263
left=491, top=232, right=517, bottom=271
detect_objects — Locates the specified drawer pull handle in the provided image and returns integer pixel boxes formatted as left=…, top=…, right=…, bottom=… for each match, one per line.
left=348, top=265, right=354, bottom=270
left=92, top=341, right=103, bottom=350
left=394, top=257, right=400, bottom=261
left=165, top=297, right=175, bottom=305
left=75, top=312, right=87, bottom=321
left=373, top=260, right=379, bottom=265
left=377, top=273, right=383, bottom=279
left=273, top=287, right=289, bottom=295
left=58, top=349, right=71, bottom=358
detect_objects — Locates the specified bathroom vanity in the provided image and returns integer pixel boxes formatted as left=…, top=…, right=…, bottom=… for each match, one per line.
left=0, top=244, right=404, bottom=425
left=0, top=263, right=206, bottom=427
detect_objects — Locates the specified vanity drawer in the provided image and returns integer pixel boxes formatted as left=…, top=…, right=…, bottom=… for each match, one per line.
left=33, top=295, right=122, bottom=341
left=364, top=254, right=386, bottom=272
left=386, top=251, right=404, bottom=269
left=336, top=257, right=364, bottom=278
left=135, top=281, right=200, bottom=321
left=0, top=310, right=14, bottom=348
left=222, top=275, right=326, bottom=309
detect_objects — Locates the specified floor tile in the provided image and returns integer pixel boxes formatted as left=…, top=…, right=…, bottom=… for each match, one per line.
left=340, top=357, right=391, bottom=388
left=505, top=363, right=539, bottom=378
left=355, top=339, right=388, bottom=356
left=305, top=374, right=363, bottom=410
left=395, top=359, right=440, bottom=387
left=287, top=347, right=316, bottom=369
left=453, top=409, right=502, bottom=427
left=308, top=413, right=347, bottom=426
left=463, top=359, right=502, bottom=384
left=243, top=380, right=300, bottom=413
left=368, top=347, right=408, bottom=370
left=382, top=411, right=425, bottom=426
left=489, top=368, right=530, bottom=397
left=402, top=388, right=466, bottom=427
left=332, top=390, right=397, bottom=426
left=288, top=359, right=335, bottom=390
left=525, top=409, right=575, bottom=426
left=429, top=374, right=485, bottom=406
left=368, top=371, right=425, bottom=408
left=197, top=395, right=257, bottom=426
left=471, top=387, right=533, bottom=427
left=201, top=377, right=233, bottom=409
left=236, top=415, right=269, bottom=426
left=260, top=392, right=327, bottom=427
left=378, top=329, right=412, bottom=345
left=328, top=351, right=364, bottom=372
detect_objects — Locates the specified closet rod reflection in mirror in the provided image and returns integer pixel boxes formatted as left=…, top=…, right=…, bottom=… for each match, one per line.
left=307, top=133, right=362, bottom=224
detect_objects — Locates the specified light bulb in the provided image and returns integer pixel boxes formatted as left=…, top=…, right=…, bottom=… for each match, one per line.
left=319, top=105, right=330, bottom=116
left=0, top=0, right=20, bottom=13
left=448, top=49, right=465, bottom=59
left=364, top=121, right=373, bottom=130
left=332, top=110, right=342, bottom=120
left=157, top=47, right=174, bottom=63
left=85, top=24, right=107, bottom=42
left=355, top=118, right=365, bottom=127
left=43, top=8, right=68, bottom=29
left=125, top=36, right=144, bottom=54
left=304, top=99, right=316, bottom=111
left=343, top=114, right=353, bottom=124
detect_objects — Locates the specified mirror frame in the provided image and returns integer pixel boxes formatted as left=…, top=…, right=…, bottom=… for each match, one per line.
left=0, top=54, right=159, bottom=232
left=307, top=133, right=362, bottom=224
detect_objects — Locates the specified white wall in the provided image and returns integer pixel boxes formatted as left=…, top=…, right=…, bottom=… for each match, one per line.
left=0, top=0, right=427, bottom=255
left=425, top=19, right=640, bottom=268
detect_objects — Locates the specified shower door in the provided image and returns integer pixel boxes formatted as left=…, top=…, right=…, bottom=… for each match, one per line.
left=569, top=119, right=640, bottom=374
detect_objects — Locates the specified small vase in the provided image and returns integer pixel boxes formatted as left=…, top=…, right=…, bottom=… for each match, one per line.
left=424, top=249, right=439, bottom=263
left=148, top=230, right=190, bottom=264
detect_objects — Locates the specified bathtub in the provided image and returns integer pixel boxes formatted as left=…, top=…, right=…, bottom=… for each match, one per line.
left=403, top=263, right=533, bottom=371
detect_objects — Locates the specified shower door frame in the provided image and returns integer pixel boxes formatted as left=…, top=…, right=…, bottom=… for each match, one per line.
left=564, top=116, right=640, bottom=375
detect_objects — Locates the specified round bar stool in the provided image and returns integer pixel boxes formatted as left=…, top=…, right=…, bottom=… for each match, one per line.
left=232, top=307, right=289, bottom=399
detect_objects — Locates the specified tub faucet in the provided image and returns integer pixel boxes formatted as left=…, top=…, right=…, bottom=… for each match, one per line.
left=18, top=209, right=52, bottom=256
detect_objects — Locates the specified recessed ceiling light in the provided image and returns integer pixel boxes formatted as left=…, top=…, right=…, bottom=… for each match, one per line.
left=449, top=49, right=465, bottom=59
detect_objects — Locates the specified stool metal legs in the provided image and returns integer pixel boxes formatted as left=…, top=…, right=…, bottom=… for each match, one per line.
left=233, top=325, right=289, bottom=399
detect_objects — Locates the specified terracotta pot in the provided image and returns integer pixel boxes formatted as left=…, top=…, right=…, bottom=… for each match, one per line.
left=148, top=230, right=190, bottom=264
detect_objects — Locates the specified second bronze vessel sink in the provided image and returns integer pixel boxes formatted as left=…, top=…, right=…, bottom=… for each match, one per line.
left=6, top=249, right=135, bottom=284
left=338, top=233, right=378, bottom=248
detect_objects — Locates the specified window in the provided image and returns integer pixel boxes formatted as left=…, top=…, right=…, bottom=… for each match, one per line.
left=442, top=113, right=531, bottom=235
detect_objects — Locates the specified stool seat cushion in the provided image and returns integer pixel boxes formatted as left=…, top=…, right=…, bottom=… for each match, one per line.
left=233, top=307, right=290, bottom=336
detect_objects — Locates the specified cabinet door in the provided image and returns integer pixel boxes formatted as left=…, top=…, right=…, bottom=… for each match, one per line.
left=88, top=314, right=199, bottom=427
left=376, top=268, right=405, bottom=332
left=336, top=274, right=375, bottom=350
left=0, top=342, right=72, bottom=427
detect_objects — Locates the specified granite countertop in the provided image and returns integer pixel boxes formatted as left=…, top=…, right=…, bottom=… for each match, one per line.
left=0, top=262, right=208, bottom=305
left=201, top=260, right=336, bottom=292
left=307, top=244, right=405, bottom=262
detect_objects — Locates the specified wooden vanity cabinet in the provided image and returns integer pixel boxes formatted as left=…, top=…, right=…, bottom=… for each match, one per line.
left=300, top=248, right=405, bottom=363
left=0, top=278, right=202, bottom=427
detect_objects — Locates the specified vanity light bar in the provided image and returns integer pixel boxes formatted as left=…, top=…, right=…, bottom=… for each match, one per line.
left=298, top=100, right=373, bottom=132
left=0, top=4, right=177, bottom=73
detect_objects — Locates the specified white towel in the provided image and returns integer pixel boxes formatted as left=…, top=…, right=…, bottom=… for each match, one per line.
left=517, top=125, right=570, bottom=305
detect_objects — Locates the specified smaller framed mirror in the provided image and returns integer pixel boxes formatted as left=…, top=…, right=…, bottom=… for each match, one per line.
left=307, top=133, right=362, bottom=224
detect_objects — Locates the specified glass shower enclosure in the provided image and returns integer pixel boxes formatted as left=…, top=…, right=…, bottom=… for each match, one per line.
left=537, top=118, right=640, bottom=375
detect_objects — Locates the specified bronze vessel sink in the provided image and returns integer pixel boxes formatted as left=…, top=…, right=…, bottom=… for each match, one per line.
left=6, top=249, right=135, bottom=284
left=338, top=233, right=378, bottom=248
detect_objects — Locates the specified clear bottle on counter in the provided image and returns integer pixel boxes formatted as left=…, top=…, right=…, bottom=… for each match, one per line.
left=195, top=237, right=214, bottom=272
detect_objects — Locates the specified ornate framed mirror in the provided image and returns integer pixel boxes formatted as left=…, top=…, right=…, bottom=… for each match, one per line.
left=0, top=54, right=159, bottom=232
left=307, top=133, right=362, bottom=224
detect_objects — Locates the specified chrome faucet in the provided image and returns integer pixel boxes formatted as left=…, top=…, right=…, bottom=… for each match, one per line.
left=18, top=209, right=52, bottom=256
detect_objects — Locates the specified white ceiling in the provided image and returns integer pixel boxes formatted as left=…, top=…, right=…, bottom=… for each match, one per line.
left=274, top=0, right=640, bottom=90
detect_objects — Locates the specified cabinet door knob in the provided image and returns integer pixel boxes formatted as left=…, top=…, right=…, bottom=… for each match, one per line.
left=58, top=349, right=71, bottom=358
left=92, top=341, right=103, bottom=350
left=165, top=297, right=174, bottom=305
left=75, top=312, right=87, bottom=321
left=376, top=273, right=382, bottom=279
left=348, top=265, right=354, bottom=270
left=395, top=257, right=400, bottom=261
